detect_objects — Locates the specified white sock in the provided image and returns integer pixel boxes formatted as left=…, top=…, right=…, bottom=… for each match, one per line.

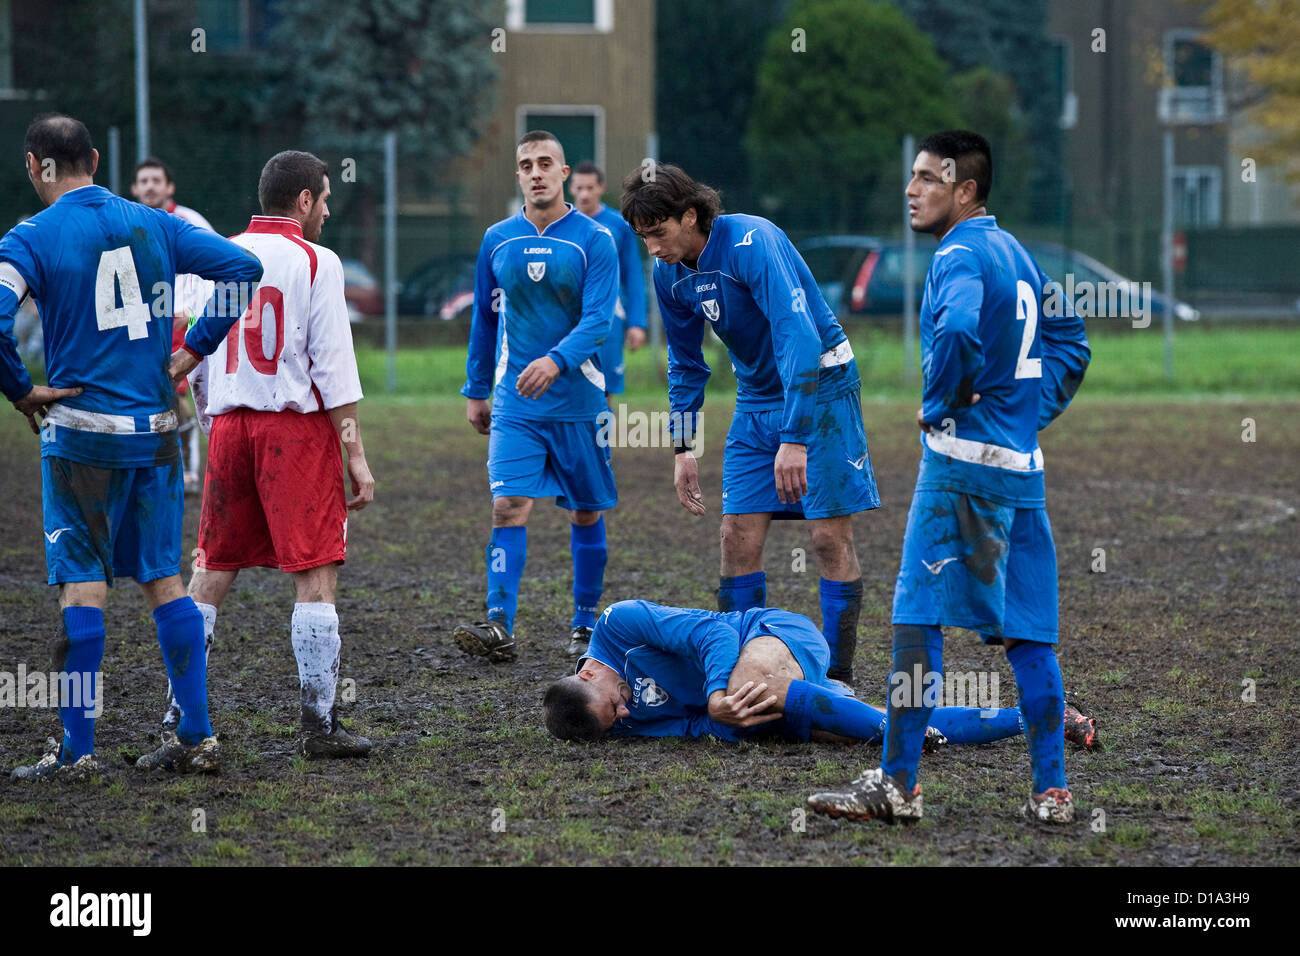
left=196, top=602, right=217, bottom=658
left=291, top=602, right=341, bottom=728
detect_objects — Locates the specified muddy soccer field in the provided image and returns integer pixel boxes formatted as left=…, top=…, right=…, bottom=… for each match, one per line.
left=1, top=393, right=1297, bottom=866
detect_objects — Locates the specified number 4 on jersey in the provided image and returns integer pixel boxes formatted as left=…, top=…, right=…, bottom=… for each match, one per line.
left=95, top=246, right=151, bottom=340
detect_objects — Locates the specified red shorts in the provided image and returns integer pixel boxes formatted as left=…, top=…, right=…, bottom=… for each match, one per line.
left=197, top=408, right=346, bottom=572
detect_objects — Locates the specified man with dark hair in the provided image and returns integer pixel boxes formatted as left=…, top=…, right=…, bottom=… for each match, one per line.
left=0, top=113, right=263, bottom=778
left=620, top=163, right=878, bottom=688
left=131, top=156, right=215, bottom=495
left=543, top=600, right=1099, bottom=752
left=807, top=131, right=1091, bottom=825
left=569, top=161, right=647, bottom=402
left=455, top=131, right=619, bottom=662
left=182, top=149, right=375, bottom=757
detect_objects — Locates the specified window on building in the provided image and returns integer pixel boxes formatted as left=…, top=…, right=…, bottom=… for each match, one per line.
left=1160, top=31, right=1224, bottom=124
left=507, top=0, right=613, bottom=32
left=519, top=109, right=603, bottom=173
left=1172, top=165, right=1222, bottom=227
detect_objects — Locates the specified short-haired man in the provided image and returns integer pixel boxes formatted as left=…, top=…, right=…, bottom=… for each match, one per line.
left=132, top=157, right=213, bottom=495
left=569, top=161, right=647, bottom=397
left=543, top=600, right=1098, bottom=751
left=182, top=150, right=376, bottom=757
left=807, top=131, right=1091, bottom=824
left=621, top=165, right=877, bottom=687
left=456, top=131, right=619, bottom=662
left=0, top=114, right=263, bottom=778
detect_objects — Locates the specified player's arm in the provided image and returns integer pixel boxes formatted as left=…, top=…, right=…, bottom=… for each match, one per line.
left=169, top=218, right=263, bottom=380
left=919, top=254, right=985, bottom=430
left=461, top=233, right=499, bottom=433
left=1036, top=266, right=1090, bottom=430
left=659, top=267, right=710, bottom=514
left=308, top=252, right=373, bottom=510
left=617, top=222, right=648, bottom=348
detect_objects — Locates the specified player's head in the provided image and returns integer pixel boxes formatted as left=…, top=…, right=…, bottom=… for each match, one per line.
left=131, top=157, right=175, bottom=209
left=259, top=150, right=330, bottom=241
left=619, top=163, right=720, bottom=265
left=516, top=130, right=569, bottom=212
left=23, top=113, right=98, bottom=204
left=570, top=161, right=604, bottom=217
left=907, top=130, right=992, bottom=239
left=543, top=665, right=631, bottom=741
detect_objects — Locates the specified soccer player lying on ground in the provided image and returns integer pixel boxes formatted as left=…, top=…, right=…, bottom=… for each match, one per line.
left=807, top=131, right=1091, bottom=826
left=620, top=165, right=877, bottom=688
left=455, top=130, right=620, bottom=662
left=183, top=151, right=375, bottom=758
left=0, top=114, right=263, bottom=779
left=543, top=600, right=1098, bottom=750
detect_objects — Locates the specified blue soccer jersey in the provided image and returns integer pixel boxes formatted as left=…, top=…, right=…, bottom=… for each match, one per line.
left=653, top=213, right=858, bottom=446
left=590, top=203, right=646, bottom=393
left=914, top=216, right=1090, bottom=507
left=461, top=204, right=619, bottom=421
left=0, top=185, right=263, bottom=468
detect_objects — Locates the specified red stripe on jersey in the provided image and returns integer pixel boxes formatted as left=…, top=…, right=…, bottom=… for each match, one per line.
left=244, top=215, right=304, bottom=237
left=284, top=233, right=318, bottom=285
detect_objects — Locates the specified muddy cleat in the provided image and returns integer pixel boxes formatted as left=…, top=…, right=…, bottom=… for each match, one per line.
left=134, top=731, right=220, bottom=774
left=807, top=767, right=923, bottom=824
left=565, top=625, right=592, bottom=657
left=921, top=725, right=949, bottom=754
left=1063, top=703, right=1100, bottom=751
left=1022, top=787, right=1074, bottom=824
left=299, top=706, right=372, bottom=758
left=453, top=619, right=516, bottom=663
left=11, top=738, right=105, bottom=781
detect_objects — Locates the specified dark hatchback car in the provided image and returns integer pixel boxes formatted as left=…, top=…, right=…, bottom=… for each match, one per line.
left=396, top=255, right=477, bottom=320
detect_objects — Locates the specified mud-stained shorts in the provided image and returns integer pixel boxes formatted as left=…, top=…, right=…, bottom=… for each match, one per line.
left=197, top=408, right=346, bottom=572
left=891, top=489, right=1058, bottom=644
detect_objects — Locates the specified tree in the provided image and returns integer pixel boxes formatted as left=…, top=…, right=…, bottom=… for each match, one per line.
left=950, top=67, right=1033, bottom=224
left=1200, top=0, right=1300, bottom=182
left=746, top=0, right=959, bottom=233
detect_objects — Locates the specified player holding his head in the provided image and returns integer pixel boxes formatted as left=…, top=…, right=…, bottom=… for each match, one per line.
left=620, top=165, right=878, bottom=687
left=543, top=600, right=1098, bottom=752
left=0, top=114, right=263, bottom=778
left=181, top=150, right=376, bottom=758
left=132, top=157, right=214, bottom=495
left=455, top=131, right=619, bottom=662
left=807, top=131, right=1091, bottom=825
left=569, top=161, right=647, bottom=398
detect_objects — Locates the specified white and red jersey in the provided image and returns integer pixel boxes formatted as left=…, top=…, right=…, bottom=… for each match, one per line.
left=166, top=200, right=217, bottom=318
left=195, top=215, right=363, bottom=419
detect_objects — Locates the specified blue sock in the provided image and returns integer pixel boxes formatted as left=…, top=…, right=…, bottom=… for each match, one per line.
left=783, top=679, right=885, bottom=742
left=881, top=624, right=944, bottom=790
left=570, top=519, right=607, bottom=629
left=485, top=526, right=527, bottom=633
left=820, top=577, right=862, bottom=680
left=929, top=706, right=1024, bottom=745
left=154, top=597, right=212, bottom=745
left=1007, top=641, right=1067, bottom=792
left=58, top=607, right=105, bottom=762
left=717, top=571, right=766, bottom=613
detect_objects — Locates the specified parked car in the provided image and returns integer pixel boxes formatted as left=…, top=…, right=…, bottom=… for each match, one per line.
left=396, top=255, right=477, bottom=320
left=340, top=258, right=384, bottom=322
left=796, top=235, right=1199, bottom=321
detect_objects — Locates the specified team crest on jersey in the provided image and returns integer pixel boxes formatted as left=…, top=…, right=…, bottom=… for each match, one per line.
left=527, top=261, right=546, bottom=282
left=633, top=677, right=669, bottom=708
left=701, top=298, right=720, bottom=322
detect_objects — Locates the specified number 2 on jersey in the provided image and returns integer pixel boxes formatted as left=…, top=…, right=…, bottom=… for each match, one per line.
left=95, top=246, right=151, bottom=340
left=1014, top=279, right=1042, bottom=379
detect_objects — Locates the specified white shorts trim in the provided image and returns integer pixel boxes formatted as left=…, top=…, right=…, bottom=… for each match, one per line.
left=819, top=340, right=854, bottom=368
left=924, top=430, right=1043, bottom=472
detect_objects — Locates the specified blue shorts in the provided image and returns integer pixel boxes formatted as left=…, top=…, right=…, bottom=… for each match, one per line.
left=741, top=608, right=839, bottom=690
left=487, top=415, right=618, bottom=511
left=722, top=390, right=881, bottom=519
left=41, top=455, right=184, bottom=586
left=891, top=490, right=1058, bottom=644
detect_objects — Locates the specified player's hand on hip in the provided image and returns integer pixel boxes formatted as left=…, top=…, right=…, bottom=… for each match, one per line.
left=708, top=682, right=781, bottom=728
left=674, top=451, right=706, bottom=515
left=168, top=348, right=199, bottom=384
left=625, top=326, right=647, bottom=352
left=13, top=384, right=82, bottom=435
left=515, top=356, right=560, bottom=398
left=345, top=455, right=375, bottom=510
left=466, top=398, right=492, bottom=435
left=774, top=442, right=808, bottom=505
left=918, top=394, right=979, bottom=433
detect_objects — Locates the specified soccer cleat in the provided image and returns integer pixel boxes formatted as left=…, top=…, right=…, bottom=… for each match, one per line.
left=1022, top=787, right=1075, bottom=824
left=921, top=725, right=949, bottom=753
left=806, top=767, right=923, bottom=824
left=11, top=738, right=104, bottom=781
left=453, top=619, right=517, bottom=663
left=565, top=625, right=593, bottom=657
left=299, top=706, right=372, bottom=759
left=1063, top=702, right=1100, bottom=751
left=134, top=731, right=220, bottom=774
